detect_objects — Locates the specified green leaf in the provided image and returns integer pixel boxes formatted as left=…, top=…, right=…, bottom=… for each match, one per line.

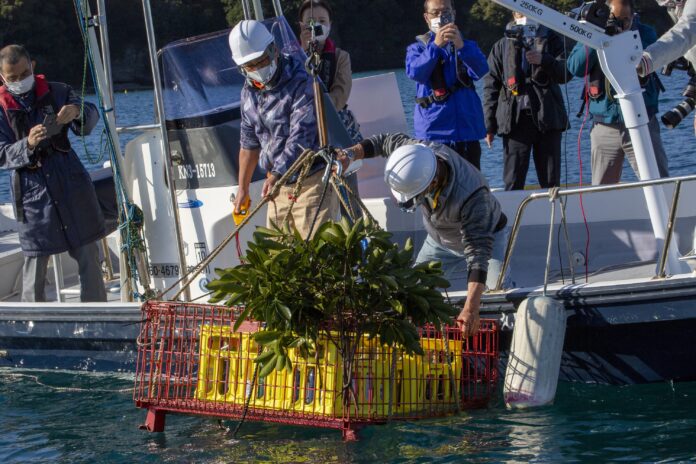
left=254, top=349, right=275, bottom=365
left=275, top=353, right=286, bottom=371
left=253, top=226, right=285, bottom=238
left=276, top=303, right=292, bottom=321
left=252, top=330, right=282, bottom=345
left=378, top=275, right=399, bottom=291
left=232, top=306, right=252, bottom=332
left=258, top=356, right=278, bottom=378
left=390, top=299, right=405, bottom=314
left=319, top=227, right=345, bottom=246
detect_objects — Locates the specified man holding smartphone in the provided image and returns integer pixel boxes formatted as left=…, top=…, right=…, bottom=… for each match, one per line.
left=0, top=45, right=107, bottom=302
left=406, top=0, right=489, bottom=169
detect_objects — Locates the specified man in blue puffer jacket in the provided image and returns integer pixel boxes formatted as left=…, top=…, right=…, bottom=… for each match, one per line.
left=0, top=45, right=106, bottom=302
left=567, top=0, right=669, bottom=184
left=406, top=0, right=489, bottom=170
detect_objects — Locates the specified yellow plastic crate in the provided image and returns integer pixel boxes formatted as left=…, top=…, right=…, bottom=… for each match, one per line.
left=195, top=325, right=463, bottom=418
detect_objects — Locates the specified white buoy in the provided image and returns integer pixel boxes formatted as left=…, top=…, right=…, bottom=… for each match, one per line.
left=504, top=296, right=567, bottom=408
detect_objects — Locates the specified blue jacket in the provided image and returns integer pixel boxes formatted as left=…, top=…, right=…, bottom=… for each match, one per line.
left=0, top=77, right=104, bottom=257
left=240, top=54, right=318, bottom=177
left=567, top=20, right=661, bottom=124
left=406, top=32, right=489, bottom=142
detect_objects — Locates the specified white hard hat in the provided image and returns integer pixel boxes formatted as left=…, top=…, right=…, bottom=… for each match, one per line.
left=384, top=144, right=437, bottom=203
left=229, top=20, right=274, bottom=66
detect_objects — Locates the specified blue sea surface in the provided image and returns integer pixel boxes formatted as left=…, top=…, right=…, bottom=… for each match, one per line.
left=1, top=368, right=695, bottom=462
left=1, top=69, right=695, bottom=202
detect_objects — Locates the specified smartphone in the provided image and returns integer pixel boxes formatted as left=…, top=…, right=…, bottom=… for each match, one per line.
left=42, top=114, right=64, bottom=137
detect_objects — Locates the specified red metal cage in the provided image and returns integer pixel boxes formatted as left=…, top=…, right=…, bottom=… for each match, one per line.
left=134, top=301, right=499, bottom=439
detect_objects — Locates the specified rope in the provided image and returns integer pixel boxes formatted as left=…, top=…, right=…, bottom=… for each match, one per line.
left=279, top=154, right=314, bottom=229
left=330, top=173, right=377, bottom=225
left=165, top=148, right=318, bottom=300
left=78, top=34, right=104, bottom=165
left=444, top=290, right=461, bottom=414
left=1, top=372, right=131, bottom=394
left=232, top=363, right=259, bottom=437
left=304, top=153, right=334, bottom=241
left=73, top=0, right=146, bottom=300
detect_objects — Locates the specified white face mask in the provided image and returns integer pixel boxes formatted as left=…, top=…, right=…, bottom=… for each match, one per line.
left=315, top=23, right=331, bottom=42
left=3, top=72, right=35, bottom=95
left=246, top=58, right=278, bottom=86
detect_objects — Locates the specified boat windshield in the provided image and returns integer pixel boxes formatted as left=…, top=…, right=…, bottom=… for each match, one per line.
left=160, top=16, right=305, bottom=121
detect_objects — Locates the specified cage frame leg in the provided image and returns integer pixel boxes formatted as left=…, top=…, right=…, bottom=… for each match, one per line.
left=342, top=423, right=361, bottom=441
left=140, top=407, right=166, bottom=432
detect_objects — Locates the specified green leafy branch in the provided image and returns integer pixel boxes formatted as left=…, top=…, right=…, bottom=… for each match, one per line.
left=207, top=217, right=457, bottom=378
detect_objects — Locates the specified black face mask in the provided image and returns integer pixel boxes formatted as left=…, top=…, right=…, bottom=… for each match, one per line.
left=398, top=197, right=417, bottom=213
left=398, top=192, right=427, bottom=213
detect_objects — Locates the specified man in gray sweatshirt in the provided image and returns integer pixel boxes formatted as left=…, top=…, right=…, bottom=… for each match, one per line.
left=339, top=132, right=508, bottom=336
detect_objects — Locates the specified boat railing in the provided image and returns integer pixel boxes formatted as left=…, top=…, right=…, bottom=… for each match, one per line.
left=494, top=173, right=696, bottom=293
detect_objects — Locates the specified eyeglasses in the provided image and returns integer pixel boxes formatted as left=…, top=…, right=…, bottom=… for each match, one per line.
left=242, top=55, right=271, bottom=72
left=425, top=8, right=453, bottom=17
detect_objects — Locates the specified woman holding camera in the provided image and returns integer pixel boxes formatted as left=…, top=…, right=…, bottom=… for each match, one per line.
left=298, top=0, right=362, bottom=143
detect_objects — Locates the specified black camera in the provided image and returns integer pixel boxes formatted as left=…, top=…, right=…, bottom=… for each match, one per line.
left=604, top=14, right=626, bottom=36
left=305, top=20, right=324, bottom=38
left=504, top=25, right=534, bottom=49
left=568, top=0, right=611, bottom=31
left=662, top=57, right=690, bottom=77
left=661, top=76, right=696, bottom=129
left=438, top=11, right=454, bottom=28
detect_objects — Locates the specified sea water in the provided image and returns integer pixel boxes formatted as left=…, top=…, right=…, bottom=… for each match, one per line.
left=1, top=368, right=695, bottom=462
left=1, top=70, right=696, bottom=462
left=1, top=69, right=695, bottom=201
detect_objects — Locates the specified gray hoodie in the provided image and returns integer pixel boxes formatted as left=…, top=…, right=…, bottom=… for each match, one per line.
left=361, top=132, right=505, bottom=283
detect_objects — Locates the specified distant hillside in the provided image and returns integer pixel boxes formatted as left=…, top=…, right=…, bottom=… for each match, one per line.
left=0, top=0, right=674, bottom=88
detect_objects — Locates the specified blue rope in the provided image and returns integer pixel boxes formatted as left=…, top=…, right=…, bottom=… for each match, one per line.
left=73, top=0, right=149, bottom=300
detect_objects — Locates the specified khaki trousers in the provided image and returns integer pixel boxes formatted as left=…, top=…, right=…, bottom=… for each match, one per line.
left=267, top=170, right=339, bottom=239
left=590, top=117, right=669, bottom=185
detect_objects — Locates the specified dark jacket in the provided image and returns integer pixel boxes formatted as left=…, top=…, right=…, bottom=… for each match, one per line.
left=0, top=76, right=104, bottom=256
left=567, top=20, right=660, bottom=124
left=361, top=132, right=504, bottom=282
left=406, top=32, right=489, bottom=143
left=483, top=25, right=571, bottom=136
left=240, top=54, right=318, bottom=177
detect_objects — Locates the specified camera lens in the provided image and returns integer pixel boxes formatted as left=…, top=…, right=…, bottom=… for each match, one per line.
left=683, top=83, right=696, bottom=100
left=661, top=98, right=696, bottom=129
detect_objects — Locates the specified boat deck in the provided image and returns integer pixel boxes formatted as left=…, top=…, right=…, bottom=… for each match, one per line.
left=2, top=273, right=123, bottom=304
left=0, top=231, right=19, bottom=256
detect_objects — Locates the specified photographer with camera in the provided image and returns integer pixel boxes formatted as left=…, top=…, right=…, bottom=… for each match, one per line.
left=298, top=0, right=362, bottom=144
left=406, top=0, right=489, bottom=170
left=567, top=0, right=669, bottom=184
left=0, top=45, right=107, bottom=302
left=637, top=0, right=696, bottom=134
left=482, top=12, right=571, bottom=190
left=298, top=0, right=363, bottom=218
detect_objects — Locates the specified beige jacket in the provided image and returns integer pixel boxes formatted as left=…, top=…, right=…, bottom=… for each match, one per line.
left=329, top=47, right=353, bottom=110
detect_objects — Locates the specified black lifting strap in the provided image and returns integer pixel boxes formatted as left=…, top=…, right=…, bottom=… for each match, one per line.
left=414, top=35, right=472, bottom=109
left=416, top=67, right=471, bottom=108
